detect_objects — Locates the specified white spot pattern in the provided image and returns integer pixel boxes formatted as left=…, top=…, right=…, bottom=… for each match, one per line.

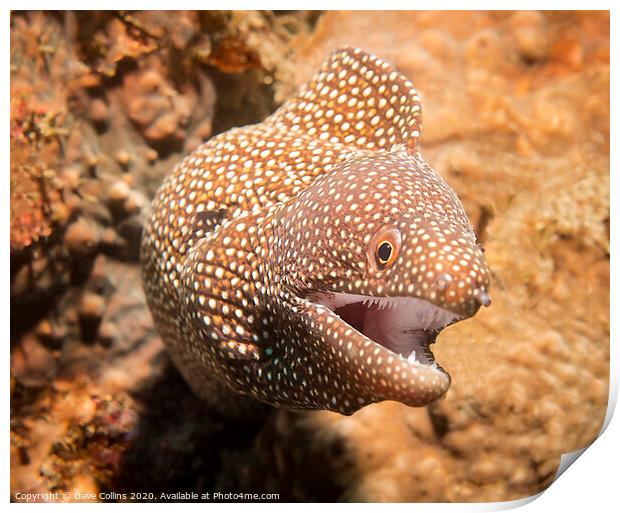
left=141, top=47, right=490, bottom=416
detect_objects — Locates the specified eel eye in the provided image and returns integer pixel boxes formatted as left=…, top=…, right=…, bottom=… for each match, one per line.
left=368, top=226, right=401, bottom=271
left=377, top=242, right=393, bottom=264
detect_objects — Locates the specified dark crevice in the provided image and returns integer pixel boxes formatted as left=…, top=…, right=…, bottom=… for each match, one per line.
left=428, top=406, right=450, bottom=439
left=110, top=361, right=272, bottom=497
left=475, top=204, right=494, bottom=245
left=209, top=68, right=277, bottom=137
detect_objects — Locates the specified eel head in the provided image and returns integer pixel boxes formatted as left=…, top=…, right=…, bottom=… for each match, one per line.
left=270, top=150, right=491, bottom=414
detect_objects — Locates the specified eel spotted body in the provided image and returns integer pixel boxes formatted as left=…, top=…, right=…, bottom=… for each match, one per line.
left=141, top=47, right=491, bottom=416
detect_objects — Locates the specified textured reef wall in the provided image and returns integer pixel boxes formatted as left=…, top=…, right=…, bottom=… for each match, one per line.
left=10, top=11, right=609, bottom=502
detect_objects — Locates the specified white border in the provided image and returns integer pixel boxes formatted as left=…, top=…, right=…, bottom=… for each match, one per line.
left=3, top=1, right=619, bottom=10
left=4, top=2, right=616, bottom=510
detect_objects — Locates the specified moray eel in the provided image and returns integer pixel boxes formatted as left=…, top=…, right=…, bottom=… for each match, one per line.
left=141, top=47, right=491, bottom=416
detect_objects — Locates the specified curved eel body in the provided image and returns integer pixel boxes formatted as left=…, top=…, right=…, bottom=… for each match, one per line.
left=141, top=47, right=491, bottom=416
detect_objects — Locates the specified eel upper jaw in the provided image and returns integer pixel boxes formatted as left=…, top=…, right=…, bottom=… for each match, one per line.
left=308, top=291, right=464, bottom=374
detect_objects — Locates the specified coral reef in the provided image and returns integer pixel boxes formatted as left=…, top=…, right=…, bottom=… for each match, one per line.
left=10, top=10, right=608, bottom=503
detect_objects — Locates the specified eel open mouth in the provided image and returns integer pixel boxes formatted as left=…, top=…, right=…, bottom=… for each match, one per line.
left=310, top=292, right=463, bottom=369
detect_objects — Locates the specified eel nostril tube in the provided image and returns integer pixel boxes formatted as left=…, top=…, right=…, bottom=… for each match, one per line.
left=475, top=289, right=492, bottom=307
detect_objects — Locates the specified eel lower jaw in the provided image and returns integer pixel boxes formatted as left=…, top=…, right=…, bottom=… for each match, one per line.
left=309, top=292, right=464, bottom=373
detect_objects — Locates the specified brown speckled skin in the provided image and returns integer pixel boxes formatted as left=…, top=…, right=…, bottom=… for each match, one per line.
left=140, top=47, right=490, bottom=416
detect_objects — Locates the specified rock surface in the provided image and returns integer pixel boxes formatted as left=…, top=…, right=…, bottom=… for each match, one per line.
left=10, top=10, right=609, bottom=503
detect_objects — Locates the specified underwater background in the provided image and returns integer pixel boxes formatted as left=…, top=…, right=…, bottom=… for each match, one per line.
left=10, top=10, right=609, bottom=502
